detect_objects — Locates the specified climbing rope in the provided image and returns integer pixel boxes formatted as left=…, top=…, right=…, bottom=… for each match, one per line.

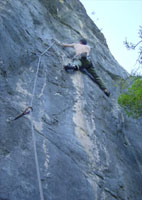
left=30, top=41, right=55, bottom=200
left=7, top=41, right=55, bottom=198
left=30, top=41, right=55, bottom=106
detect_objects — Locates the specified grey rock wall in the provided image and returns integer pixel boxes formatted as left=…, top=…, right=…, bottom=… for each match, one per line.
left=0, top=0, right=142, bottom=200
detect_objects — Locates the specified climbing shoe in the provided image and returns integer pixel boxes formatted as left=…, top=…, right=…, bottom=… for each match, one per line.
left=64, top=64, right=78, bottom=71
left=104, top=89, right=110, bottom=97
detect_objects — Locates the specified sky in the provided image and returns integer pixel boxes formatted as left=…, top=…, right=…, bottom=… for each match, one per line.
left=80, top=0, right=142, bottom=74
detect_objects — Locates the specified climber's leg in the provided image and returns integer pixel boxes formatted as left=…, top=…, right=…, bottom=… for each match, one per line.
left=85, top=67, right=110, bottom=96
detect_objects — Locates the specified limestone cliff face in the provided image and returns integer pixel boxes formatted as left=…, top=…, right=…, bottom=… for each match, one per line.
left=0, top=0, right=142, bottom=200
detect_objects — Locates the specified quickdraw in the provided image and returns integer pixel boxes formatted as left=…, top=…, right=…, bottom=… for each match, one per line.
left=7, top=106, right=33, bottom=122
left=13, top=106, right=33, bottom=120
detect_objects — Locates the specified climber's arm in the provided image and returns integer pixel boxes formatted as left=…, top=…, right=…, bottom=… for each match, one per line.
left=62, top=43, right=75, bottom=47
left=53, top=39, right=74, bottom=48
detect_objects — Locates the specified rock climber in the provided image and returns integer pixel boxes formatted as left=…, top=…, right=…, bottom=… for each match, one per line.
left=56, top=38, right=110, bottom=97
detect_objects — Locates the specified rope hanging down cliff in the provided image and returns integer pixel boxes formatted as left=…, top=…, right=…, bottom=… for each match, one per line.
left=8, top=41, right=55, bottom=200
left=30, top=41, right=55, bottom=200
